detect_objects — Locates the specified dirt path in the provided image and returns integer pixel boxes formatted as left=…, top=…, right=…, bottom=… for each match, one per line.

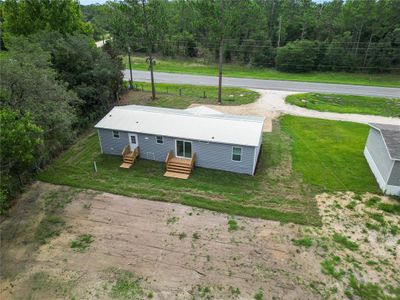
left=189, top=89, right=400, bottom=132
left=1, top=183, right=399, bottom=299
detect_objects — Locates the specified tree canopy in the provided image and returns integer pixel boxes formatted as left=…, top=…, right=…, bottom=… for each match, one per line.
left=93, top=0, right=400, bottom=73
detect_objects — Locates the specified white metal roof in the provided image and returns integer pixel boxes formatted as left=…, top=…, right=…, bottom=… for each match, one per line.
left=95, top=105, right=264, bottom=146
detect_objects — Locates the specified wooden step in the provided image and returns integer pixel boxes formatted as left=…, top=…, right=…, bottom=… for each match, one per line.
left=124, top=158, right=134, bottom=163
left=167, top=163, right=191, bottom=170
left=168, top=161, right=190, bottom=167
left=120, top=162, right=133, bottom=169
left=164, top=171, right=190, bottom=179
left=167, top=166, right=191, bottom=173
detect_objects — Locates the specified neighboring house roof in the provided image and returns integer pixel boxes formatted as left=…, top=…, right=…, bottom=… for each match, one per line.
left=369, top=123, right=400, bottom=160
left=95, top=105, right=264, bottom=146
left=184, top=106, right=223, bottom=115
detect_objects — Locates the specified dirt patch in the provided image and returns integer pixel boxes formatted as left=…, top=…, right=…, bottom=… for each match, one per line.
left=1, top=183, right=399, bottom=299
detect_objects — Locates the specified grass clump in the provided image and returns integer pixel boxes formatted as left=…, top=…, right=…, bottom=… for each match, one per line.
left=166, top=216, right=179, bottom=225
left=349, top=275, right=397, bottom=300
left=292, top=235, right=313, bottom=248
left=35, top=215, right=65, bottom=243
left=378, top=202, right=400, bottom=215
left=178, top=232, right=187, bottom=240
left=229, top=286, right=241, bottom=297
left=346, top=201, right=358, bottom=209
left=254, top=290, right=264, bottom=300
left=368, top=213, right=385, bottom=225
left=228, top=217, right=238, bottom=231
left=332, top=233, right=359, bottom=251
left=321, top=256, right=345, bottom=279
left=285, top=93, right=400, bottom=117
left=70, top=234, right=94, bottom=252
left=110, top=269, right=146, bottom=300
left=366, top=196, right=381, bottom=207
left=192, top=232, right=200, bottom=240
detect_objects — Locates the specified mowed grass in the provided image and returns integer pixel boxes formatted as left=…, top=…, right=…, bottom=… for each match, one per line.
left=281, top=116, right=380, bottom=193
left=285, top=93, right=400, bottom=117
left=39, top=122, right=320, bottom=226
left=39, top=115, right=380, bottom=225
left=124, top=82, right=259, bottom=108
left=124, top=55, right=400, bottom=87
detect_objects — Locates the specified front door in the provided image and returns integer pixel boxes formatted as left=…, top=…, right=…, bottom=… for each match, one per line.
left=176, top=140, right=192, bottom=158
left=128, top=133, right=138, bottom=151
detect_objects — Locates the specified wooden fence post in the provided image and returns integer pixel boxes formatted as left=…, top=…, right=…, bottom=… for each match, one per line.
left=179, top=88, right=182, bottom=96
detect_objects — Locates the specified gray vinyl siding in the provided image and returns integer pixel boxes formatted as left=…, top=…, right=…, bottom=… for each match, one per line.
left=138, top=134, right=174, bottom=162
left=191, top=141, right=255, bottom=175
left=366, top=128, right=394, bottom=183
left=98, top=129, right=129, bottom=156
left=97, top=128, right=255, bottom=175
left=388, top=161, right=400, bottom=186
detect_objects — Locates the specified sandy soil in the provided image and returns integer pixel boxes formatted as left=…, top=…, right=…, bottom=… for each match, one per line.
left=1, top=183, right=399, bottom=300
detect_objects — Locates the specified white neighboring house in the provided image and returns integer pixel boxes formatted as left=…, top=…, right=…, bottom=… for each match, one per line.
left=364, top=123, right=400, bottom=196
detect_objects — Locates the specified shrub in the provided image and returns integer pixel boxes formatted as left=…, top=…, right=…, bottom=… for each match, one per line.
left=276, top=40, right=319, bottom=72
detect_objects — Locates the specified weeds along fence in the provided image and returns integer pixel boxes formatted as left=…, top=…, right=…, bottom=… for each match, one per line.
left=136, top=83, right=209, bottom=98
left=132, top=82, right=255, bottom=101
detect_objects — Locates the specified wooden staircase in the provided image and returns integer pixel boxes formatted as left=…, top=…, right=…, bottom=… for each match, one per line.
left=120, top=145, right=140, bottom=169
left=164, top=151, right=196, bottom=179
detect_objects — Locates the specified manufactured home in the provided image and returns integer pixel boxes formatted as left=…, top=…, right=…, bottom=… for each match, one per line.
left=95, top=105, right=264, bottom=179
left=364, top=123, right=400, bottom=196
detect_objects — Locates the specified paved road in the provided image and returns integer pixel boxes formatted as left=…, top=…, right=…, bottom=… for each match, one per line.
left=124, top=70, right=400, bottom=98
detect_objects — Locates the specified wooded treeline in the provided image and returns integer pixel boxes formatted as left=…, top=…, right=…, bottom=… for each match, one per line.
left=0, top=0, right=123, bottom=211
left=85, top=0, right=400, bottom=73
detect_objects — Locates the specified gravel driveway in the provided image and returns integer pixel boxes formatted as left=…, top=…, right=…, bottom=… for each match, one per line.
left=190, top=89, right=400, bottom=132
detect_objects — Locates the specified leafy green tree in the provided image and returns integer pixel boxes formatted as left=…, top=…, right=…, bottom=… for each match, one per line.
left=276, top=39, right=319, bottom=72
left=0, top=108, right=42, bottom=212
left=0, top=36, right=79, bottom=161
left=34, top=32, right=123, bottom=126
left=2, top=0, right=92, bottom=43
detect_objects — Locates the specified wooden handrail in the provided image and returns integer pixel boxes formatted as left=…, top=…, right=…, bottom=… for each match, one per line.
left=122, top=144, right=130, bottom=157
left=190, top=152, right=196, bottom=169
left=165, top=150, right=173, bottom=164
left=134, top=146, right=140, bottom=157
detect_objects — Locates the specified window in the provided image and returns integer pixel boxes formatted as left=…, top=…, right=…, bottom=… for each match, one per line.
left=232, top=147, right=242, bottom=161
left=130, top=135, right=136, bottom=143
left=156, top=136, right=163, bottom=144
left=113, top=130, right=120, bottom=139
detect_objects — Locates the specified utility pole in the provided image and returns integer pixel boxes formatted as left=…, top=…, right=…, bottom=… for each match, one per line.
left=141, top=0, right=156, bottom=100
left=363, top=33, right=373, bottom=67
left=277, top=16, right=282, bottom=48
left=217, top=0, right=224, bottom=105
left=128, top=46, right=134, bottom=90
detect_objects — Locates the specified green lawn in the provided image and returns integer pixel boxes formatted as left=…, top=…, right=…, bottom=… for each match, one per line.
left=285, top=93, right=400, bottom=117
left=124, top=55, right=400, bottom=88
left=126, top=82, right=259, bottom=108
left=38, top=113, right=380, bottom=225
left=281, top=116, right=379, bottom=193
